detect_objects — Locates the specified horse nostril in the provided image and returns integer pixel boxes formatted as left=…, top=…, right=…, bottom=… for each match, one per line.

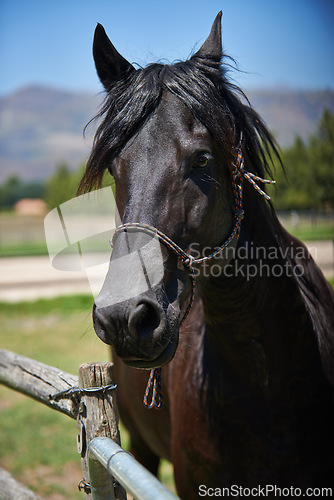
left=93, top=304, right=115, bottom=345
left=128, top=300, right=165, bottom=342
left=128, top=303, right=147, bottom=338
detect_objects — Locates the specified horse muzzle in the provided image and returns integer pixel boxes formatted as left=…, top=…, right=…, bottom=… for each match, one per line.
left=91, top=225, right=189, bottom=368
left=92, top=294, right=178, bottom=369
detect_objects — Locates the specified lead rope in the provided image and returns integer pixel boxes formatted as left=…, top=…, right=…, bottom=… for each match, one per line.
left=143, top=264, right=196, bottom=409
left=143, top=367, right=162, bottom=409
left=111, top=148, right=275, bottom=409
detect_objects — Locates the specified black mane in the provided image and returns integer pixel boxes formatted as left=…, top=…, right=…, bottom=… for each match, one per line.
left=79, top=52, right=279, bottom=193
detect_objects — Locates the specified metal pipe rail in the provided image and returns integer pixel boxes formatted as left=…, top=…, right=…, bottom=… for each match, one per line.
left=89, top=437, right=178, bottom=500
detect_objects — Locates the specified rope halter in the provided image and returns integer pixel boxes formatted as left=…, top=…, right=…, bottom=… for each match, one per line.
left=110, top=148, right=275, bottom=409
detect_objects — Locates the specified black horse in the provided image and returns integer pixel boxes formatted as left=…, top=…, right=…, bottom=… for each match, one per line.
left=79, top=13, right=334, bottom=498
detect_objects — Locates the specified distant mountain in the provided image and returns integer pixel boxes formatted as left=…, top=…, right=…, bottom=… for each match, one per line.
left=0, top=86, right=101, bottom=182
left=0, top=85, right=333, bottom=181
left=247, top=88, right=334, bottom=147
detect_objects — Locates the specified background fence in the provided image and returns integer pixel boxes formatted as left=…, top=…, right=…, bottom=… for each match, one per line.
left=0, top=210, right=333, bottom=256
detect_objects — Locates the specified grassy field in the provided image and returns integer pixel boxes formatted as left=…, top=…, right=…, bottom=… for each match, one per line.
left=289, top=225, right=333, bottom=241
left=0, top=295, right=175, bottom=499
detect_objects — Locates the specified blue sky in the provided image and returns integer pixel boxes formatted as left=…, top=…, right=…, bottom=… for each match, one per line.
left=0, top=0, right=333, bottom=96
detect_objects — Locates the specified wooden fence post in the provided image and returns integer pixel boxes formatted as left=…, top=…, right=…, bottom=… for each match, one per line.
left=78, top=362, right=126, bottom=500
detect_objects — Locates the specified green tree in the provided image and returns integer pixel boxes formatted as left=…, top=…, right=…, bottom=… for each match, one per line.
left=44, top=163, right=83, bottom=209
left=0, top=176, right=22, bottom=208
left=44, top=163, right=115, bottom=209
left=308, top=109, right=334, bottom=208
left=271, top=109, right=334, bottom=211
left=0, top=176, right=45, bottom=209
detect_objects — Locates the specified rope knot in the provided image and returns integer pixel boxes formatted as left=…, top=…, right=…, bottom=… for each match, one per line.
left=235, top=209, right=245, bottom=220
left=183, top=254, right=195, bottom=268
left=231, top=150, right=245, bottom=179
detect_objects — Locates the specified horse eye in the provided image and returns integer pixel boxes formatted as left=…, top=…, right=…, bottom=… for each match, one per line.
left=194, top=152, right=212, bottom=169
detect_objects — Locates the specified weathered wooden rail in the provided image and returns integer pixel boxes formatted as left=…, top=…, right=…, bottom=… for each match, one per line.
left=0, top=348, right=79, bottom=417
left=0, top=348, right=176, bottom=499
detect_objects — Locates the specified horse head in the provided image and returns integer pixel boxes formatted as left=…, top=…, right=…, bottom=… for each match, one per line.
left=80, top=13, right=274, bottom=370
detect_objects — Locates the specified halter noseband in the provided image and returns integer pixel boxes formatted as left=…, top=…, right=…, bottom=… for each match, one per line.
left=110, top=148, right=275, bottom=408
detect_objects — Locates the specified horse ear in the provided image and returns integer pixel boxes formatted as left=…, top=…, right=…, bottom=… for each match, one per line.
left=193, top=11, right=222, bottom=61
left=93, top=23, right=135, bottom=89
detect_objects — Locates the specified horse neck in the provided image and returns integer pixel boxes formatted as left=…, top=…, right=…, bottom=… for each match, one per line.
left=197, top=194, right=316, bottom=387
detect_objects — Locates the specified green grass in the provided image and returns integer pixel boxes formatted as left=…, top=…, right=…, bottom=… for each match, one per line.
left=0, top=241, right=49, bottom=257
left=0, top=294, right=94, bottom=317
left=0, top=241, right=108, bottom=258
left=287, top=225, right=334, bottom=242
left=0, top=295, right=175, bottom=498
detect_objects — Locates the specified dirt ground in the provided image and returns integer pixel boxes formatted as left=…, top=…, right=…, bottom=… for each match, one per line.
left=0, top=241, right=333, bottom=302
